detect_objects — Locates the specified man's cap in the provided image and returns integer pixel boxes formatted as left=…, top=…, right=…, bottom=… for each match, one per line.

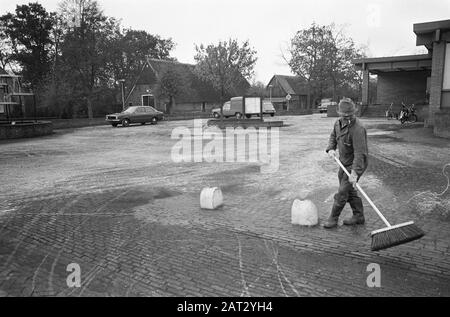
left=337, top=98, right=356, bottom=116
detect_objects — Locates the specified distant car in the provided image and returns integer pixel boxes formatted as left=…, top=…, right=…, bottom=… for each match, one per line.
left=318, top=98, right=337, bottom=113
left=106, top=106, right=164, bottom=127
left=262, top=100, right=276, bottom=117
left=317, top=104, right=327, bottom=113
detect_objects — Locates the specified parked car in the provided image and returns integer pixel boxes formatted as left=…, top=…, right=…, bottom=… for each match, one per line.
left=211, top=97, right=275, bottom=118
left=262, top=100, right=276, bottom=117
left=105, top=106, right=164, bottom=127
left=318, top=98, right=337, bottom=113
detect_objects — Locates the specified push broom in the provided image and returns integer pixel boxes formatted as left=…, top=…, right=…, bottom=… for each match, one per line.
left=333, top=156, right=425, bottom=251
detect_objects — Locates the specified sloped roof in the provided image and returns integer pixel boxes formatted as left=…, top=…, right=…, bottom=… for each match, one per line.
left=267, top=75, right=308, bottom=95
left=0, top=67, right=8, bottom=75
left=129, top=58, right=250, bottom=103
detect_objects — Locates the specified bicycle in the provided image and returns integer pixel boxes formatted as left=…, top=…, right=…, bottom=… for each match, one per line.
left=385, top=103, right=397, bottom=120
left=398, top=102, right=418, bottom=124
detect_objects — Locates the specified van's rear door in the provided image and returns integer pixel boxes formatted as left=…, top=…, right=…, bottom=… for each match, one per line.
left=244, top=97, right=261, bottom=115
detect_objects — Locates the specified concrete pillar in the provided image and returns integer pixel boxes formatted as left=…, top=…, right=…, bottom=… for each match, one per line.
left=362, top=69, right=370, bottom=106
left=427, top=41, right=446, bottom=127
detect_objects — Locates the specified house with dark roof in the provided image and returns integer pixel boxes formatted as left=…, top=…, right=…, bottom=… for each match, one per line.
left=353, top=19, right=450, bottom=138
left=125, top=58, right=250, bottom=114
left=265, top=75, right=308, bottom=112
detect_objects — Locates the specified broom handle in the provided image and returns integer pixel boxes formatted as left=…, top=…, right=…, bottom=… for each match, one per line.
left=333, top=156, right=392, bottom=227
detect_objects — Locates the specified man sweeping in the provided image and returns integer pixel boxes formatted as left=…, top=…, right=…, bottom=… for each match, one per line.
left=324, top=98, right=369, bottom=229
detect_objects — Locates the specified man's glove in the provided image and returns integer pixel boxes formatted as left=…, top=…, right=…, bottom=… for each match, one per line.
left=349, top=170, right=359, bottom=188
left=328, top=150, right=336, bottom=159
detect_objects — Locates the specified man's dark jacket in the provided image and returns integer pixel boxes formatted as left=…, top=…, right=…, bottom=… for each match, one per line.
left=326, top=117, right=369, bottom=176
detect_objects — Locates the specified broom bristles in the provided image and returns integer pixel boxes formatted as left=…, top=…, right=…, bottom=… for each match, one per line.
left=371, top=222, right=425, bottom=251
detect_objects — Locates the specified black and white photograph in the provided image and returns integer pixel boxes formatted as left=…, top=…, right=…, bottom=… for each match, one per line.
left=0, top=0, right=450, bottom=300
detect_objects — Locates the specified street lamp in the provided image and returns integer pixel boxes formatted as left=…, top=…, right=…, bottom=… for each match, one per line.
left=268, top=84, right=273, bottom=102
left=118, top=79, right=125, bottom=111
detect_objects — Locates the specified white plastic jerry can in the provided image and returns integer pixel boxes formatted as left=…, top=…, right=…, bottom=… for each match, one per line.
left=291, top=199, right=319, bottom=226
left=200, top=187, right=224, bottom=210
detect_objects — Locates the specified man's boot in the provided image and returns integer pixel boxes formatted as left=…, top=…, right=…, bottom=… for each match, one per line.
left=323, top=205, right=343, bottom=229
left=343, top=215, right=365, bottom=225
left=343, top=196, right=365, bottom=226
left=323, top=217, right=338, bottom=229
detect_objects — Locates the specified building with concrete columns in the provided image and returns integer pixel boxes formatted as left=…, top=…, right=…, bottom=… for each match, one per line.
left=354, top=19, right=450, bottom=138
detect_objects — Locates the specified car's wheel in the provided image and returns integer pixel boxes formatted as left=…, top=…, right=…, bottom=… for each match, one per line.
left=246, top=114, right=251, bottom=119
left=270, top=113, right=275, bottom=117
left=235, top=112, right=243, bottom=119
left=122, top=118, right=130, bottom=127
left=141, top=122, right=146, bottom=125
left=151, top=117, right=158, bottom=125
left=112, top=123, right=118, bottom=127
left=213, top=112, right=220, bottom=119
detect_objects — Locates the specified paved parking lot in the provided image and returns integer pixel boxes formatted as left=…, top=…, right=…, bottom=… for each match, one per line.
left=1, top=114, right=449, bottom=296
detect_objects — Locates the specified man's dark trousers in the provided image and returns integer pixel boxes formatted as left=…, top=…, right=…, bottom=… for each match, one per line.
left=330, top=167, right=364, bottom=219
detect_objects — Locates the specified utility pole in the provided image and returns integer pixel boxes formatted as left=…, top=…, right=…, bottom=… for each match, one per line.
left=119, top=79, right=125, bottom=111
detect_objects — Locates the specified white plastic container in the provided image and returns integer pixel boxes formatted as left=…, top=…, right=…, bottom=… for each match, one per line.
left=291, top=199, right=319, bottom=226
left=200, top=187, right=224, bottom=210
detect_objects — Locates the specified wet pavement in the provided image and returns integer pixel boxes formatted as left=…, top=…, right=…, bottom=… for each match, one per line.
left=0, top=114, right=449, bottom=296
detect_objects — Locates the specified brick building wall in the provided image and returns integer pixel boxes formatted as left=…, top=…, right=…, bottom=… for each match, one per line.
left=428, top=42, right=447, bottom=127
left=434, top=111, right=450, bottom=138
left=127, top=84, right=155, bottom=107
left=127, top=84, right=220, bottom=114
left=171, top=102, right=220, bottom=114
left=376, top=70, right=430, bottom=105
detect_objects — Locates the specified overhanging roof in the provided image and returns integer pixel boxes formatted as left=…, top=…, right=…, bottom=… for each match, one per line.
left=414, top=19, right=450, bottom=35
left=414, top=19, right=450, bottom=49
left=353, top=54, right=432, bottom=74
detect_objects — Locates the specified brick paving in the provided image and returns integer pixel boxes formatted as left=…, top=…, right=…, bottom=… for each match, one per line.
left=0, top=115, right=449, bottom=296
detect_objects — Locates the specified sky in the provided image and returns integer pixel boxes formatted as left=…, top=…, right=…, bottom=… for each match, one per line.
left=2, top=0, right=450, bottom=84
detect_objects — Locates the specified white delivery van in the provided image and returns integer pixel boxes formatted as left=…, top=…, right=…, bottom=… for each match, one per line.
left=211, top=96, right=263, bottom=119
